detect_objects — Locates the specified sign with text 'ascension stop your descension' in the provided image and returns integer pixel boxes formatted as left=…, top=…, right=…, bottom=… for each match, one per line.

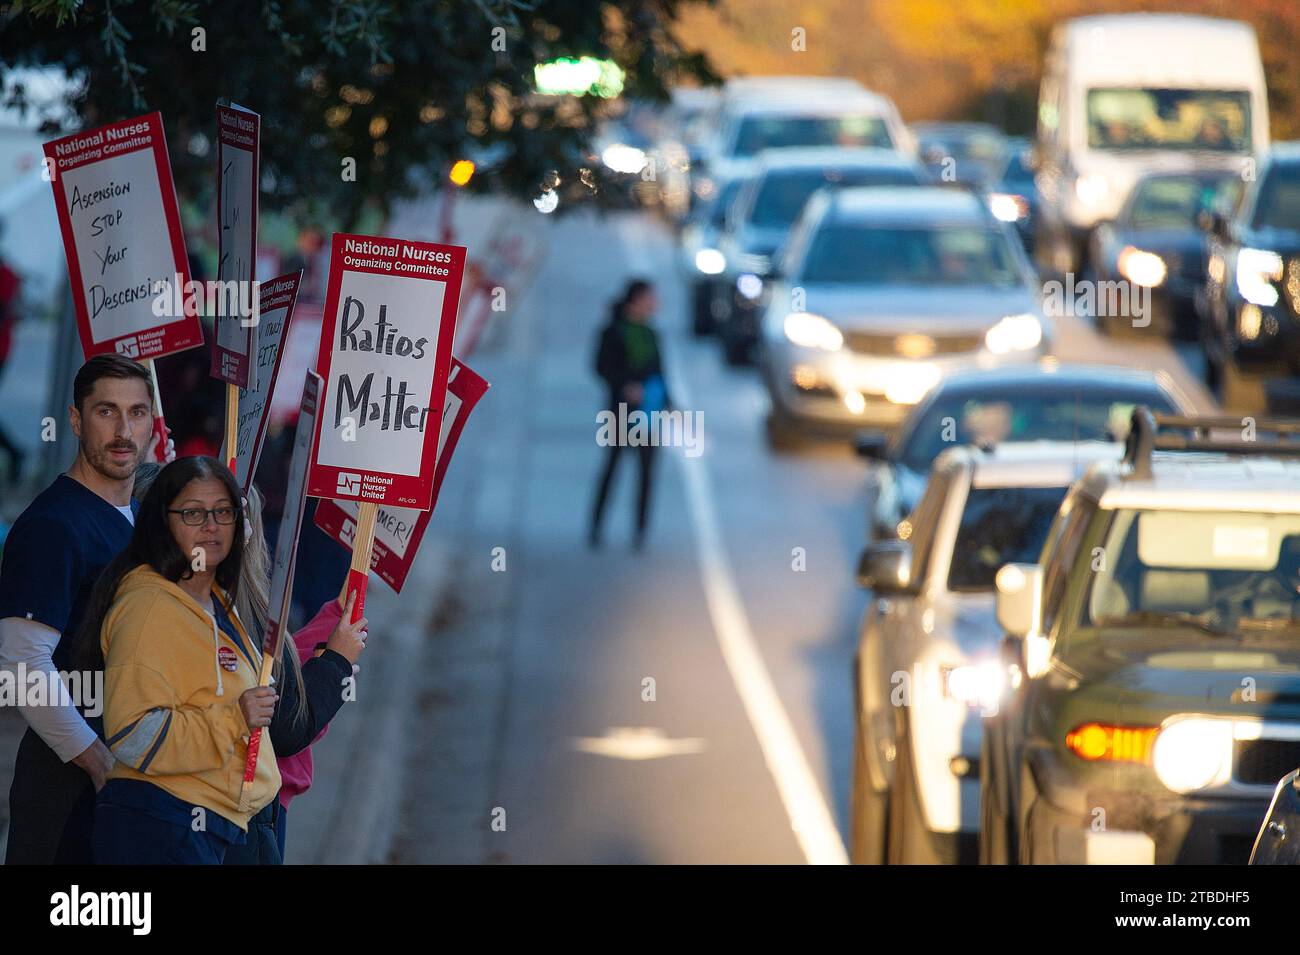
left=44, top=111, right=202, bottom=360
left=306, top=233, right=466, bottom=510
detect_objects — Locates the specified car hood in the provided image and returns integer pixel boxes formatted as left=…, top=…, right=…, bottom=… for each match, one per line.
left=803, top=285, right=1038, bottom=332
left=1238, top=227, right=1300, bottom=256
left=1069, top=630, right=1300, bottom=706
left=1115, top=229, right=1206, bottom=258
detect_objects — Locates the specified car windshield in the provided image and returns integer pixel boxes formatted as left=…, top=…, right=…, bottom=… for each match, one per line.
left=920, top=130, right=1007, bottom=180
left=898, top=387, right=1175, bottom=473
left=748, top=167, right=921, bottom=228
left=1085, top=510, right=1300, bottom=634
left=1252, top=165, right=1300, bottom=232
left=732, top=115, right=894, bottom=157
left=706, top=179, right=745, bottom=228
left=799, top=224, right=1021, bottom=286
left=1085, top=88, right=1251, bottom=152
left=1127, top=174, right=1243, bottom=230
left=948, top=486, right=1068, bottom=592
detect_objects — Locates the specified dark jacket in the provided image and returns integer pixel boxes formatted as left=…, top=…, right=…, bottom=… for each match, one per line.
left=593, top=312, right=671, bottom=412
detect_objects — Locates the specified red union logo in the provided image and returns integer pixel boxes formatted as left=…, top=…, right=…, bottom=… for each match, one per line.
left=116, top=338, right=140, bottom=358
left=336, top=471, right=361, bottom=495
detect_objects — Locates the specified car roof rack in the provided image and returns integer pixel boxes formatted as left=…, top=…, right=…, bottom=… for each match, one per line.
left=1124, top=406, right=1300, bottom=478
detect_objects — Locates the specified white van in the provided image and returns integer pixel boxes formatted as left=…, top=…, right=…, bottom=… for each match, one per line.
left=1034, top=14, right=1269, bottom=274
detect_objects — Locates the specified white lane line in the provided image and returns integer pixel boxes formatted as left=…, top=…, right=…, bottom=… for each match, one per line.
left=618, top=216, right=848, bottom=865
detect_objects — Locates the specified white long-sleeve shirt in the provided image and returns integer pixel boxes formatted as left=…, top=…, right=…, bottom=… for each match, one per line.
left=0, top=616, right=97, bottom=762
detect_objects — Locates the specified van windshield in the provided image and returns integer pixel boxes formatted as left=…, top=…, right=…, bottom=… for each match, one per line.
left=1086, top=88, right=1251, bottom=152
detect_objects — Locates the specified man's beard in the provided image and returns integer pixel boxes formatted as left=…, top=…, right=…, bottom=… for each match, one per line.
left=85, top=439, right=142, bottom=480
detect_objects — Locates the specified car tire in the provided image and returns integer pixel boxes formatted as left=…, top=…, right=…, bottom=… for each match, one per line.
left=764, top=409, right=803, bottom=452
left=850, top=717, right=889, bottom=865
left=886, top=716, right=952, bottom=865
left=1221, top=356, right=1269, bottom=414
left=691, top=285, right=713, bottom=337
left=723, top=333, right=751, bottom=366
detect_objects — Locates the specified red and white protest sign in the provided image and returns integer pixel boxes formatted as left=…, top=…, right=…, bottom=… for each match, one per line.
left=231, top=271, right=301, bottom=492
left=315, top=358, right=489, bottom=591
left=211, top=104, right=261, bottom=388
left=239, top=369, right=322, bottom=811
left=306, top=233, right=466, bottom=509
left=44, top=111, right=202, bottom=361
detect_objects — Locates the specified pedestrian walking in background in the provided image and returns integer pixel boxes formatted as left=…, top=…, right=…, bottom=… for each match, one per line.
left=589, top=279, right=671, bottom=551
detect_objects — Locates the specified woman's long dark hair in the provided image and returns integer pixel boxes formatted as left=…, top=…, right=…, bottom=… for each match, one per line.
left=610, top=278, right=652, bottom=322
left=74, top=456, right=246, bottom=671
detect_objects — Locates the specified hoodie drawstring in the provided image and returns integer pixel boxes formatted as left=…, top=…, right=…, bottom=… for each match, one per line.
left=209, top=609, right=224, bottom=697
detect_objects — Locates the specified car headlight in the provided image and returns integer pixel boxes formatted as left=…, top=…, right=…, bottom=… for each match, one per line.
left=984, top=313, right=1043, bottom=354
left=881, top=362, right=940, bottom=405
left=736, top=273, right=764, bottom=300
left=783, top=312, right=843, bottom=351
left=600, top=143, right=648, bottom=175
left=1152, top=718, right=1234, bottom=793
left=942, top=661, right=1005, bottom=711
left=1236, top=247, right=1284, bottom=307
left=694, top=248, right=726, bottom=275
left=1075, top=173, right=1109, bottom=207
left=1117, top=246, right=1167, bottom=288
left=988, top=192, right=1028, bottom=223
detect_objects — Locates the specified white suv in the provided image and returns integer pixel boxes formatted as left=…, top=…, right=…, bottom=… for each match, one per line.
left=850, top=440, right=1121, bottom=864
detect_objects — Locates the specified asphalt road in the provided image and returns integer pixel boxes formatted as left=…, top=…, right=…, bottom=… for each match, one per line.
left=388, top=201, right=1216, bottom=864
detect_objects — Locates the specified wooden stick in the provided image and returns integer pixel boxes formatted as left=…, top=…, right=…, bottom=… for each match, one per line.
left=143, top=359, right=169, bottom=463
left=344, top=502, right=378, bottom=624
left=236, top=623, right=279, bottom=813
left=224, top=382, right=239, bottom=477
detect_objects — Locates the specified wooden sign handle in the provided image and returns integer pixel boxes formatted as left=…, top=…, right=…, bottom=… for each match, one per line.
left=224, top=382, right=239, bottom=477
left=236, top=630, right=279, bottom=812
left=144, top=359, right=170, bottom=463
left=344, top=502, right=378, bottom=624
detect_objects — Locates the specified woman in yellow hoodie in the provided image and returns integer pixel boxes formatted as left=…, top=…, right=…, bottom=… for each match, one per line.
left=80, top=456, right=281, bottom=864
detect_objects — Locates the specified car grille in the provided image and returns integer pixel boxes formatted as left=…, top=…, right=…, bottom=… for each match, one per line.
left=1234, top=738, right=1300, bottom=786
left=1285, top=256, right=1300, bottom=317
left=841, top=330, right=983, bottom=357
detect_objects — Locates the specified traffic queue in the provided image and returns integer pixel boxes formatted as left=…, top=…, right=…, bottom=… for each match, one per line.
left=611, top=9, right=1300, bottom=864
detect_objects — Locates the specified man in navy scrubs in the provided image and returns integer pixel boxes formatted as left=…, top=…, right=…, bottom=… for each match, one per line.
left=0, top=354, right=170, bottom=863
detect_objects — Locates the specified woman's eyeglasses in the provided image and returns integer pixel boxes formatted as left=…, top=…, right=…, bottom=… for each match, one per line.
left=169, top=506, right=239, bottom=526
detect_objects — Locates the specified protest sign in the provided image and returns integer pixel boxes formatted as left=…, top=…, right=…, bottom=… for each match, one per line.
left=211, top=104, right=260, bottom=390
left=306, top=233, right=465, bottom=508
left=229, top=271, right=301, bottom=492
left=239, top=370, right=321, bottom=811
left=307, top=233, right=466, bottom=623
left=314, top=358, right=489, bottom=592
left=44, top=111, right=201, bottom=361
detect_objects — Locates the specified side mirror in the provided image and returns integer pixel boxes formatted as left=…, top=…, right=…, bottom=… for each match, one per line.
left=995, top=563, right=1050, bottom=678
left=857, top=540, right=915, bottom=594
left=854, top=431, right=891, bottom=461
